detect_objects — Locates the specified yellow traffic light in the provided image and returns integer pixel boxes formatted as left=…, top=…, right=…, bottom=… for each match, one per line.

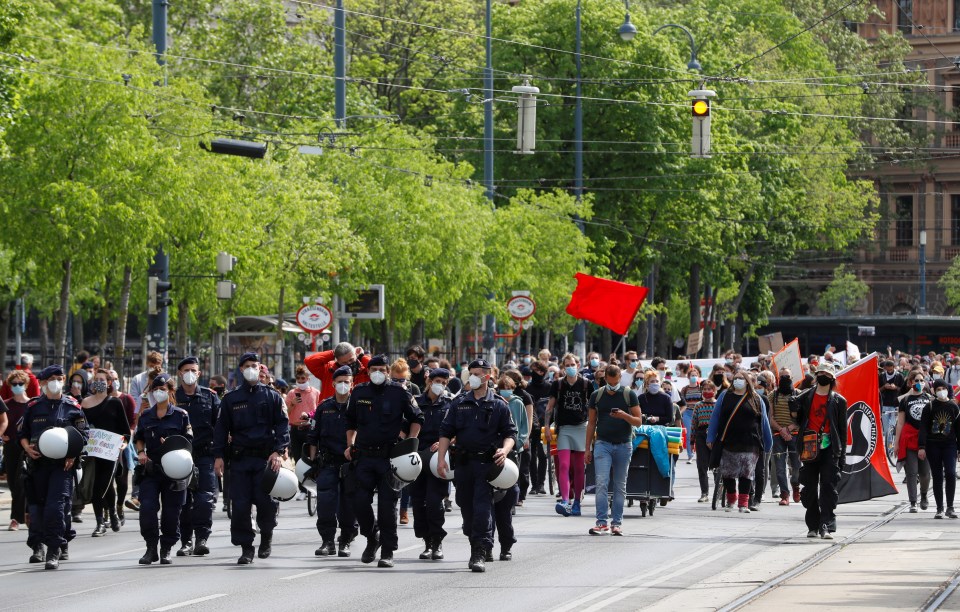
left=692, top=99, right=710, bottom=117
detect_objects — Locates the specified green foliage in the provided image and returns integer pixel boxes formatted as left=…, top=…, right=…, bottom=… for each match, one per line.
left=817, top=264, right=869, bottom=315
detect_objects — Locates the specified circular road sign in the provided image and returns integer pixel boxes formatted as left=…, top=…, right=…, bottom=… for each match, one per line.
left=507, top=295, right=536, bottom=320
left=296, top=304, right=333, bottom=333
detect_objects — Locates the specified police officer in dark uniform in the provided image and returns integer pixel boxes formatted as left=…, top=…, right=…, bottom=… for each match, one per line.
left=307, top=365, right=359, bottom=557
left=19, top=365, right=88, bottom=570
left=213, top=352, right=290, bottom=565
left=133, top=374, right=194, bottom=565
left=437, top=359, right=517, bottom=573
left=174, top=356, right=221, bottom=557
left=410, top=368, right=454, bottom=561
left=344, top=354, right=423, bottom=568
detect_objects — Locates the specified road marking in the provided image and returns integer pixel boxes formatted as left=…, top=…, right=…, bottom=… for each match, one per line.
left=95, top=547, right=144, bottom=558
left=890, top=530, right=941, bottom=540
left=396, top=544, right=422, bottom=554
left=280, top=568, right=331, bottom=580
left=150, top=594, right=227, bottom=611
left=0, top=570, right=27, bottom=578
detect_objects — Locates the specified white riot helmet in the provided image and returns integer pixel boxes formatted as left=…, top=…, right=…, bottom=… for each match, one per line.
left=261, top=467, right=299, bottom=501
left=487, top=457, right=520, bottom=490
left=389, top=437, right=422, bottom=484
left=295, top=457, right=318, bottom=496
left=429, top=450, right=454, bottom=481
left=159, top=436, right=194, bottom=480
left=38, top=426, right=86, bottom=460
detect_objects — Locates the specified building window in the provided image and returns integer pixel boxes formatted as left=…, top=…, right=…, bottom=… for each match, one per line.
left=896, top=195, right=913, bottom=247
left=898, top=0, right=913, bottom=34
left=953, top=195, right=960, bottom=245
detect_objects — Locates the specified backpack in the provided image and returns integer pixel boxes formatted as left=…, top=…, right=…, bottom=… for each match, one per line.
left=590, top=386, right=633, bottom=408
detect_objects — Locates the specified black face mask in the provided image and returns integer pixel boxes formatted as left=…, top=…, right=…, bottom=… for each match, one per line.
left=712, top=374, right=725, bottom=385
left=531, top=372, right=544, bottom=383
left=349, top=360, right=360, bottom=375
left=408, top=359, right=420, bottom=369
left=816, top=374, right=833, bottom=387
left=778, top=378, right=792, bottom=393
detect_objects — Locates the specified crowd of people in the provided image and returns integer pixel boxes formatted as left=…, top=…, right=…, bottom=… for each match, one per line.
left=0, top=343, right=957, bottom=572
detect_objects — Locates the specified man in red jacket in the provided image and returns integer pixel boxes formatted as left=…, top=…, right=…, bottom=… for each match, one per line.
left=304, top=342, right=371, bottom=401
left=0, top=353, right=40, bottom=400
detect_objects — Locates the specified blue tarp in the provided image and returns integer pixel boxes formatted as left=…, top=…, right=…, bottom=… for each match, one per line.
left=632, top=425, right=671, bottom=477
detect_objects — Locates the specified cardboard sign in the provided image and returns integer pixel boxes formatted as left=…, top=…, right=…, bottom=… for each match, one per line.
left=686, top=330, right=704, bottom=356
left=757, top=332, right=785, bottom=355
left=84, top=428, right=125, bottom=461
left=771, top=338, right=804, bottom=387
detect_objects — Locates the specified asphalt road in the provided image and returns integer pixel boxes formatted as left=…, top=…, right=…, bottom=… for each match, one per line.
left=0, top=460, right=949, bottom=612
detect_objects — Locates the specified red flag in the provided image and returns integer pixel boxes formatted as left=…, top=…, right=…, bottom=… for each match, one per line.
left=565, top=273, right=648, bottom=335
left=835, top=354, right=898, bottom=504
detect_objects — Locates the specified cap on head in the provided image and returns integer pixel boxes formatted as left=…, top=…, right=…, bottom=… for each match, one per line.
left=815, top=363, right=836, bottom=378
left=238, top=352, right=259, bottom=368
left=368, top=354, right=389, bottom=368
left=150, top=373, right=172, bottom=389
left=332, top=365, right=353, bottom=379
left=177, top=356, right=199, bottom=370
left=39, top=365, right=64, bottom=380
left=468, top=358, right=492, bottom=371
left=428, top=368, right=450, bottom=379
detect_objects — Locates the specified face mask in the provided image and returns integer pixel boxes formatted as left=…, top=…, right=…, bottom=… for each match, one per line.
left=523, top=357, right=531, bottom=364
left=296, top=382, right=310, bottom=390
left=408, top=359, right=420, bottom=369
left=111, top=380, right=120, bottom=391
left=242, top=366, right=260, bottom=382
left=429, top=383, right=445, bottom=396
left=589, top=359, right=599, bottom=368
left=817, top=375, right=834, bottom=387
left=468, top=374, right=483, bottom=390
left=937, top=389, right=949, bottom=401
left=335, top=381, right=351, bottom=395
left=725, top=359, right=733, bottom=366
left=702, top=391, right=715, bottom=400
left=732, top=379, right=746, bottom=391
left=90, top=380, right=108, bottom=394
left=47, top=379, right=63, bottom=395
left=72, top=381, right=83, bottom=390
left=500, top=389, right=514, bottom=399
left=152, top=389, right=169, bottom=403
left=545, top=372, right=555, bottom=383
left=369, top=371, right=387, bottom=385
left=181, top=371, right=199, bottom=386
left=779, top=377, right=792, bottom=388
left=712, top=374, right=724, bottom=385
left=647, top=382, right=661, bottom=394
left=11, top=384, right=24, bottom=395
left=689, top=376, right=698, bottom=385
left=914, top=382, right=924, bottom=392
left=564, top=366, right=578, bottom=378
left=630, top=361, right=638, bottom=369
left=606, top=383, right=621, bottom=392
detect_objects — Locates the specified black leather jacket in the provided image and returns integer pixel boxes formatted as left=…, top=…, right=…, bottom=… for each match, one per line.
left=789, top=388, right=848, bottom=462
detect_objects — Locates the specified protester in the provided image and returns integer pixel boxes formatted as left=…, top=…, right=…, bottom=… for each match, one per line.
left=304, top=342, right=371, bottom=401
left=3, top=370, right=30, bottom=530
left=920, top=380, right=960, bottom=519
left=896, top=370, right=932, bottom=512
left=768, top=368, right=800, bottom=506
left=585, top=365, right=642, bottom=535
left=80, top=370, right=130, bottom=536
left=286, top=365, right=320, bottom=501
left=0, top=353, right=40, bottom=401
left=680, top=368, right=702, bottom=464
left=545, top=353, right=592, bottom=517
left=526, top=360, right=551, bottom=496
left=692, top=380, right=718, bottom=502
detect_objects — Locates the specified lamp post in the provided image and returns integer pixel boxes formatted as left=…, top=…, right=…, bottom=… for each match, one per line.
left=652, top=24, right=702, bottom=72
left=919, top=230, right=927, bottom=315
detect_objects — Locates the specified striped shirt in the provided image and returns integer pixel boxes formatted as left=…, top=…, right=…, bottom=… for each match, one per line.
left=693, top=399, right=717, bottom=429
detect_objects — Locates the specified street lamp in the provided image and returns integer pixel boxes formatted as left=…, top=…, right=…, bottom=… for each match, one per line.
left=652, top=24, right=701, bottom=72
left=919, top=229, right=927, bottom=315
left=618, top=1, right=638, bottom=41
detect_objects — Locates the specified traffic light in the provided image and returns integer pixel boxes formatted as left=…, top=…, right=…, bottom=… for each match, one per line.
left=148, top=275, right=173, bottom=315
left=688, top=88, right=716, bottom=158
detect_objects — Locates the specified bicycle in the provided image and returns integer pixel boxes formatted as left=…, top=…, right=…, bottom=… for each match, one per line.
left=711, top=468, right=728, bottom=511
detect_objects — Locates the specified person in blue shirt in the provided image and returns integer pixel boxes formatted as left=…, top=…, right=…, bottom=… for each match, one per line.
left=213, top=352, right=290, bottom=565
left=18, top=364, right=88, bottom=569
left=133, top=374, right=193, bottom=565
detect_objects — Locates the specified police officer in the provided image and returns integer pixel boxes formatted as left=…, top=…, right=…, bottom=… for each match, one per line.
left=174, top=356, right=221, bottom=557
left=307, top=365, right=359, bottom=557
left=410, top=368, right=454, bottom=561
left=134, top=374, right=194, bottom=565
left=214, top=352, right=290, bottom=565
left=344, top=354, right=423, bottom=568
left=19, top=365, right=88, bottom=570
left=436, top=359, right=517, bottom=573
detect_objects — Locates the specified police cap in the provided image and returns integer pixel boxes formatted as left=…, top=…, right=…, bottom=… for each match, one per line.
left=468, top=358, right=492, bottom=371
left=332, top=365, right=353, bottom=380
left=428, top=368, right=450, bottom=380
left=238, top=352, right=260, bottom=367
left=368, top=354, right=389, bottom=367
left=150, top=373, right=173, bottom=389
left=177, top=356, right=199, bottom=371
left=38, top=365, right=65, bottom=380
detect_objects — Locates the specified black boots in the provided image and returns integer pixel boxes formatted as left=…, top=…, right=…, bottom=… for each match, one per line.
left=177, top=540, right=193, bottom=556
left=109, top=510, right=121, bottom=532
left=361, top=533, right=381, bottom=564
left=500, top=545, right=513, bottom=561
left=316, top=541, right=336, bottom=556
left=238, top=545, right=255, bottom=565
left=194, top=539, right=210, bottom=556
left=257, top=534, right=272, bottom=559
left=377, top=550, right=394, bottom=568
left=337, top=537, right=352, bottom=558
left=431, top=538, right=444, bottom=560
left=419, top=538, right=433, bottom=560
left=44, top=548, right=60, bottom=570
left=159, top=545, right=173, bottom=565
left=139, top=545, right=159, bottom=565
left=468, top=546, right=485, bottom=573
left=29, top=544, right=45, bottom=564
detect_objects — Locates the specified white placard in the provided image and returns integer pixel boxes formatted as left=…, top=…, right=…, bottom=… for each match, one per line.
left=84, top=428, right=125, bottom=461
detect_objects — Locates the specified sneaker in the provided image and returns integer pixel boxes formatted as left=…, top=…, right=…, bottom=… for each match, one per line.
left=399, top=509, right=409, bottom=525
left=8, top=520, right=18, bottom=531
left=725, top=504, right=734, bottom=513
left=698, top=494, right=709, bottom=503
left=820, top=524, right=833, bottom=540
left=807, top=530, right=818, bottom=538
left=686, top=459, right=693, bottom=464
left=555, top=501, right=571, bottom=517
left=793, top=489, right=801, bottom=503
left=948, top=508, right=959, bottom=519
left=444, top=499, right=452, bottom=512
left=125, top=498, right=140, bottom=512
left=909, top=503, right=919, bottom=513
left=588, top=524, right=609, bottom=536
left=748, top=503, right=760, bottom=512
left=739, top=506, right=750, bottom=514
left=571, top=500, right=582, bottom=516
left=920, top=497, right=929, bottom=511
left=610, top=525, right=623, bottom=536
left=779, top=497, right=790, bottom=506
left=935, top=510, right=945, bottom=519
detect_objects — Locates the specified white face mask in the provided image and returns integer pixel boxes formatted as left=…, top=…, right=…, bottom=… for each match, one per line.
left=335, top=381, right=351, bottom=395
left=111, top=380, right=120, bottom=392
left=47, top=380, right=63, bottom=395
left=937, top=389, right=949, bottom=401
left=369, top=371, right=387, bottom=385
left=296, top=382, right=310, bottom=390
left=242, top=366, right=260, bottom=382
left=733, top=379, right=747, bottom=391
left=181, top=371, right=199, bottom=386
left=153, top=389, right=169, bottom=403
left=468, top=374, right=483, bottom=390
left=431, top=383, right=445, bottom=396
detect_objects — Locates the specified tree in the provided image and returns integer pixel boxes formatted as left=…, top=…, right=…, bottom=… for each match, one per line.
left=817, top=264, right=869, bottom=315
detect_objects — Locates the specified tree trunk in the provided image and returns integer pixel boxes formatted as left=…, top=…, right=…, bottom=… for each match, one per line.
left=601, top=326, right=612, bottom=359
left=39, top=317, right=49, bottom=364
left=689, top=263, right=701, bottom=332
left=176, top=298, right=189, bottom=361
left=72, top=312, right=84, bottom=358
left=736, top=312, right=746, bottom=354
left=54, top=259, right=72, bottom=362
left=99, top=275, right=113, bottom=352
left=636, top=317, right=647, bottom=358
left=275, top=286, right=285, bottom=376
left=115, top=266, right=132, bottom=361
left=408, top=318, right=425, bottom=350
left=0, top=301, right=10, bottom=370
